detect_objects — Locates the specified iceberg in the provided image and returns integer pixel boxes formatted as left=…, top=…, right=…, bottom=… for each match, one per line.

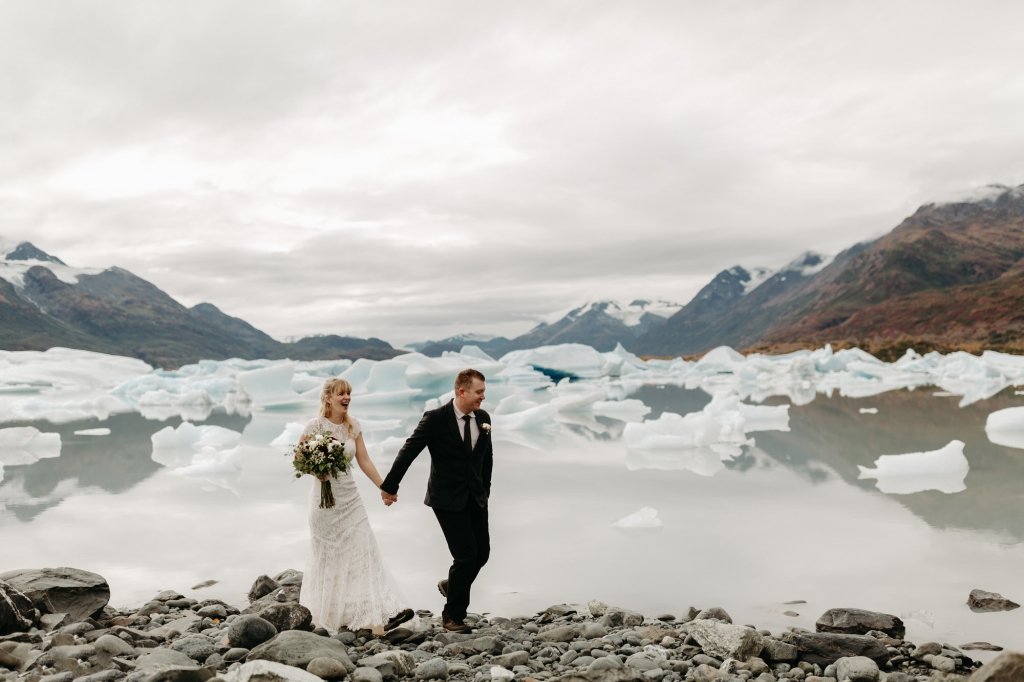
left=501, top=344, right=616, bottom=379
left=0, top=427, right=62, bottom=465
left=151, top=423, right=243, bottom=493
left=985, top=406, right=1024, bottom=450
left=592, top=399, right=651, bottom=422
left=237, top=363, right=303, bottom=409
left=74, top=428, right=111, bottom=436
left=857, top=440, right=969, bottom=494
left=612, top=506, right=663, bottom=532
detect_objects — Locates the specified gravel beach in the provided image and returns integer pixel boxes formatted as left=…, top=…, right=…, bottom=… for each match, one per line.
left=1, top=568, right=1021, bottom=682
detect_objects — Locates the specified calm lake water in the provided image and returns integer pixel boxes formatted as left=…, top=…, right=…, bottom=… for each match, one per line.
left=2, top=382, right=1023, bottom=653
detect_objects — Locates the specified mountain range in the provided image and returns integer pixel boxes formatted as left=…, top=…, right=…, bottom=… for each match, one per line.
left=0, top=246, right=400, bottom=368
left=633, top=183, right=1024, bottom=358
left=4, top=183, right=1022, bottom=365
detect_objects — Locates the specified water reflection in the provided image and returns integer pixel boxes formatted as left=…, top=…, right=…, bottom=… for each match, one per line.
left=0, top=411, right=250, bottom=521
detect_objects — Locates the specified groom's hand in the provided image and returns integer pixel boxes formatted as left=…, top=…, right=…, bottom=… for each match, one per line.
left=381, top=491, right=398, bottom=506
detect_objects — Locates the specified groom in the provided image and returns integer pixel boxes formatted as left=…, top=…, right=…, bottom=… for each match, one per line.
left=380, top=369, right=493, bottom=634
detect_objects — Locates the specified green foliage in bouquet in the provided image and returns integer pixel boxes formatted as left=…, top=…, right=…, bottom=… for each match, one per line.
left=291, top=430, right=353, bottom=508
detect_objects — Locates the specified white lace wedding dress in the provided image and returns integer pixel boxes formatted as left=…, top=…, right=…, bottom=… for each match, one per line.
left=298, top=415, right=407, bottom=631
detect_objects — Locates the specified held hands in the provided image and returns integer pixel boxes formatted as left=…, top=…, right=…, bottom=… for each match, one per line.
left=380, top=490, right=398, bottom=507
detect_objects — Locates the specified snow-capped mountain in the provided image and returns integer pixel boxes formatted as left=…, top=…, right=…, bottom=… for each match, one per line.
left=0, top=242, right=400, bottom=368
left=505, top=299, right=683, bottom=353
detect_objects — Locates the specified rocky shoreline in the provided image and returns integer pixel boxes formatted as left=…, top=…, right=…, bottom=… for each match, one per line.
left=1, top=568, right=1021, bottom=682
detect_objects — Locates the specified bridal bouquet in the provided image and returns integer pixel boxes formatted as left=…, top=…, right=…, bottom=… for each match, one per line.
left=291, top=431, right=352, bottom=508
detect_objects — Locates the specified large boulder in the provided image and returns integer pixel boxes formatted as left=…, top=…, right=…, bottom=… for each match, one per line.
left=223, top=660, right=321, bottom=682
left=684, top=619, right=763, bottom=660
left=781, top=631, right=889, bottom=666
left=816, top=608, right=905, bottom=638
left=970, top=651, right=1024, bottom=681
left=258, top=603, right=313, bottom=632
left=228, top=614, right=278, bottom=649
left=0, top=581, right=37, bottom=635
left=248, top=575, right=280, bottom=603
left=0, top=568, right=109, bottom=621
left=242, top=586, right=301, bottom=615
left=247, top=630, right=355, bottom=672
left=967, top=589, right=1020, bottom=613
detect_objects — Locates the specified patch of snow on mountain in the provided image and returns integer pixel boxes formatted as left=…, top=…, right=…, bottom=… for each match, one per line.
left=543, top=300, right=682, bottom=327
left=741, top=267, right=773, bottom=294
left=0, top=257, right=104, bottom=288
left=937, top=183, right=1024, bottom=206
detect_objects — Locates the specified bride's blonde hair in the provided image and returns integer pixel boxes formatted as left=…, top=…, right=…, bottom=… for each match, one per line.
left=320, top=378, right=356, bottom=435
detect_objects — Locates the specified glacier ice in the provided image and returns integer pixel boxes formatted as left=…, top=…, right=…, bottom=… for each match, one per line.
left=0, top=426, right=62, bottom=465
left=857, top=440, right=969, bottom=494
left=612, top=506, right=663, bottom=532
left=985, top=406, right=1024, bottom=450
left=151, top=423, right=243, bottom=493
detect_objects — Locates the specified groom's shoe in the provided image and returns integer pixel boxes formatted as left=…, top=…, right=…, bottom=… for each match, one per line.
left=437, top=579, right=449, bottom=598
left=384, top=608, right=414, bottom=632
left=441, top=615, right=471, bottom=634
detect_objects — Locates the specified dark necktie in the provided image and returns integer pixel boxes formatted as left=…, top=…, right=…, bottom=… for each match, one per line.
left=462, top=414, right=472, bottom=452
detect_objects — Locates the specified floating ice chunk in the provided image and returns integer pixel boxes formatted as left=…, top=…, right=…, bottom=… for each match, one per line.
left=612, top=506, right=663, bottom=532
left=857, top=440, right=969, bottom=494
left=501, top=344, right=613, bottom=379
left=151, top=423, right=242, bottom=468
left=623, top=408, right=751, bottom=454
left=493, top=403, right=559, bottom=434
left=693, top=346, right=746, bottom=373
left=341, top=358, right=420, bottom=403
left=985, top=407, right=1024, bottom=450
left=271, top=422, right=307, bottom=449
left=592, top=399, right=651, bottom=422
left=736, top=400, right=790, bottom=432
left=859, top=408, right=879, bottom=414
left=454, top=345, right=495, bottom=361
left=74, top=428, right=111, bottom=436
left=494, top=394, right=541, bottom=414
left=624, top=446, right=726, bottom=476
left=237, top=363, right=301, bottom=408
left=0, top=427, right=62, bottom=465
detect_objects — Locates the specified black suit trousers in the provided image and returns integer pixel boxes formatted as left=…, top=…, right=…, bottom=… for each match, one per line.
left=433, top=499, right=489, bottom=621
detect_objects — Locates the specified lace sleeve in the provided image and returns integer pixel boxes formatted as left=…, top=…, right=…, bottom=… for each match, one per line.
left=301, top=417, right=322, bottom=439
left=348, top=416, right=361, bottom=440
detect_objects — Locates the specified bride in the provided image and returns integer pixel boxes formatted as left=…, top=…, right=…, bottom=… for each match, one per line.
left=297, top=377, right=413, bottom=632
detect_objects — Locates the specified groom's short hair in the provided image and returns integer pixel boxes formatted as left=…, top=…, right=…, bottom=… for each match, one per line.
left=454, top=369, right=485, bottom=390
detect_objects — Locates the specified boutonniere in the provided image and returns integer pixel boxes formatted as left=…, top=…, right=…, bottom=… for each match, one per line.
left=480, top=423, right=492, bottom=435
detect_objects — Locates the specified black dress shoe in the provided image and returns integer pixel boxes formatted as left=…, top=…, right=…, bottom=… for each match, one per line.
left=437, top=579, right=448, bottom=598
left=384, top=608, right=414, bottom=631
left=441, top=615, right=471, bottom=634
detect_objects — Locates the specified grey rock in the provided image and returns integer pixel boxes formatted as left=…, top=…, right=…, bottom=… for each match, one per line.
left=580, top=623, right=609, bottom=639
left=248, top=630, right=355, bottom=672
left=684, top=620, right=763, bottom=661
left=37, top=643, right=97, bottom=667
left=75, top=671, right=125, bottom=682
left=222, top=660, right=321, bottom=682
left=311, top=657, right=354, bottom=680
left=967, top=589, right=1020, bottom=613
left=248, top=576, right=280, bottom=603
left=833, top=656, right=878, bottom=682
left=258, top=603, right=313, bottom=632
left=781, top=632, right=888, bottom=666
left=443, top=636, right=500, bottom=655
left=760, top=638, right=798, bottom=663
left=624, top=654, right=658, bottom=671
left=364, top=650, right=416, bottom=676
left=537, top=625, right=579, bottom=643
left=930, top=654, right=956, bottom=673
left=0, top=581, right=37, bottom=635
left=273, top=570, right=304, bottom=588
left=492, top=651, right=530, bottom=668
left=552, top=671, right=643, bottom=682
left=37, top=673, right=75, bottom=682
left=815, top=609, right=904, bottom=639
left=588, top=601, right=609, bottom=617
left=224, top=648, right=249, bottom=662
left=154, top=590, right=185, bottom=601
left=196, top=605, right=228, bottom=620
left=691, top=663, right=726, bottom=681
left=0, top=568, right=109, bottom=621
left=145, top=671, right=216, bottom=682
left=39, top=612, right=71, bottom=630
left=242, top=587, right=301, bottom=616
left=693, top=608, right=732, bottom=624
left=911, top=641, right=942, bottom=660
left=136, top=648, right=202, bottom=670
left=589, top=656, right=624, bottom=671
left=970, top=651, right=1024, bottom=681
left=545, top=605, right=579, bottom=618
left=414, top=657, right=448, bottom=680
left=352, top=663, right=385, bottom=679
left=960, top=641, right=1003, bottom=651
left=95, top=634, right=136, bottom=656
left=171, top=635, right=218, bottom=662
left=228, top=615, right=278, bottom=649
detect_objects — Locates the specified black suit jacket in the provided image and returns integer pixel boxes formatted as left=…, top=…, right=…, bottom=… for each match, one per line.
left=381, top=400, right=493, bottom=511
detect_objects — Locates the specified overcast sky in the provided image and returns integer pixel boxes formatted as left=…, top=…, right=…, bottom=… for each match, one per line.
left=2, top=1, right=1023, bottom=346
